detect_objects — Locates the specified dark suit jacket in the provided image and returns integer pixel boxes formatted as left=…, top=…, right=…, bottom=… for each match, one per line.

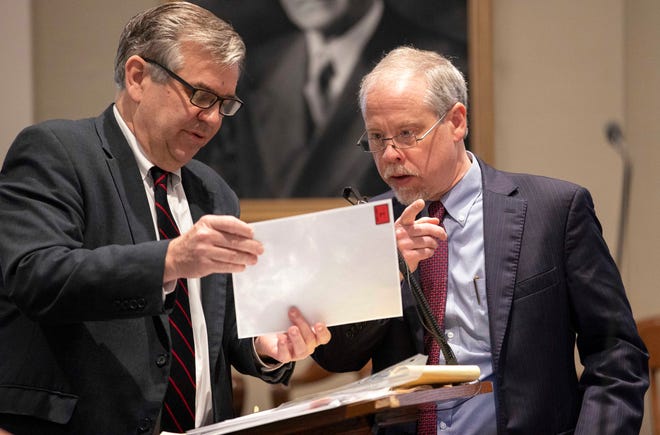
left=313, top=158, right=649, bottom=434
left=0, top=106, right=291, bottom=434
left=196, top=6, right=467, bottom=198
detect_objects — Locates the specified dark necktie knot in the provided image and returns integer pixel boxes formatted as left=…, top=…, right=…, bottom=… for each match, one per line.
left=150, top=166, right=169, bottom=193
left=318, top=61, right=335, bottom=97
left=428, top=201, right=446, bottom=221
left=305, top=59, right=336, bottom=133
left=150, top=166, right=180, bottom=240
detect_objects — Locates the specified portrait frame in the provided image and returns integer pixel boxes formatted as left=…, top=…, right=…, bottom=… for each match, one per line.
left=236, top=0, right=494, bottom=222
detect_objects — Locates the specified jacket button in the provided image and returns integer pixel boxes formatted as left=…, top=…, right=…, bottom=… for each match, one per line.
left=138, top=417, right=152, bottom=433
left=156, top=354, right=168, bottom=367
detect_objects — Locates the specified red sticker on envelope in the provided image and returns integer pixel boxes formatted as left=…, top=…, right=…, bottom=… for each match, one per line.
left=374, top=204, right=390, bottom=225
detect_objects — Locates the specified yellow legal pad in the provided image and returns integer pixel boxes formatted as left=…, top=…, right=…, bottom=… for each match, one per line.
left=389, top=364, right=481, bottom=389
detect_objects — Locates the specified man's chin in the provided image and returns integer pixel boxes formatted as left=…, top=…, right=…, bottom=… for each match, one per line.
left=392, top=187, right=425, bottom=206
left=175, top=147, right=203, bottom=165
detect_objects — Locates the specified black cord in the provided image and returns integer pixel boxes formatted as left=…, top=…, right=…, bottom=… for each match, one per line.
left=342, top=186, right=369, bottom=205
left=398, top=253, right=458, bottom=365
left=342, top=186, right=459, bottom=365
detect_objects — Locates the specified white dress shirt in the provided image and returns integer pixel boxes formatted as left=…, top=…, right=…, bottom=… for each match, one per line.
left=113, top=105, right=213, bottom=427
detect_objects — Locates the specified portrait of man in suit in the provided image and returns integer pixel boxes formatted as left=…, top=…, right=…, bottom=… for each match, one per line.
left=194, top=0, right=468, bottom=198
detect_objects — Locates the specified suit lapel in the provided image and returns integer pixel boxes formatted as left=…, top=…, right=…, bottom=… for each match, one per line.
left=95, top=106, right=155, bottom=244
left=95, top=106, right=172, bottom=341
left=248, top=36, right=308, bottom=194
left=181, top=167, right=226, bottom=369
left=480, top=161, right=526, bottom=374
left=181, top=166, right=211, bottom=224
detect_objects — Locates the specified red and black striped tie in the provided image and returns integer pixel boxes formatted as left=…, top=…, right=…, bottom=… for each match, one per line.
left=151, top=166, right=196, bottom=432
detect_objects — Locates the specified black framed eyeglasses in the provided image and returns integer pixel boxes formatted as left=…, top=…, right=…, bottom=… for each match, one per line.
left=357, top=110, right=449, bottom=153
left=143, top=57, right=243, bottom=117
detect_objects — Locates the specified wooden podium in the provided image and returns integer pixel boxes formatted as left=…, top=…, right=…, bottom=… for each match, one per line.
left=226, top=381, right=493, bottom=434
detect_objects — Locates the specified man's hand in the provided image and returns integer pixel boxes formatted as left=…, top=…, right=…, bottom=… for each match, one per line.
left=254, top=307, right=331, bottom=363
left=395, top=199, right=447, bottom=274
left=164, top=215, right=264, bottom=282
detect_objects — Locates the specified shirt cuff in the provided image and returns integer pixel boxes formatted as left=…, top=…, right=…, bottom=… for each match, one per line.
left=252, top=338, right=286, bottom=372
left=163, top=280, right=177, bottom=294
left=162, top=280, right=177, bottom=303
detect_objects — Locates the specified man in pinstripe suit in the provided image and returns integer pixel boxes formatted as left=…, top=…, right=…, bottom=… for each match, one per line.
left=313, top=46, right=648, bottom=434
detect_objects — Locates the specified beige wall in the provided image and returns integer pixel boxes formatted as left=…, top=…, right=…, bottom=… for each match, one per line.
left=1, top=0, right=658, bottom=432
left=624, top=0, right=660, bottom=320
left=493, top=0, right=625, bottom=246
left=493, top=3, right=660, bottom=328
left=493, top=1, right=659, bottom=433
left=33, top=0, right=160, bottom=121
left=624, top=4, right=660, bottom=430
left=0, top=0, right=33, bottom=159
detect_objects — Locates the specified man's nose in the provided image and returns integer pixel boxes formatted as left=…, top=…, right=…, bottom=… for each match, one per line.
left=197, top=105, right=223, bottom=125
left=379, top=140, right=405, bottom=161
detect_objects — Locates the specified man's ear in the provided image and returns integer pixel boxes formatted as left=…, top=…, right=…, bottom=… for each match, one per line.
left=124, top=55, right=148, bottom=102
left=448, top=102, right=468, bottom=142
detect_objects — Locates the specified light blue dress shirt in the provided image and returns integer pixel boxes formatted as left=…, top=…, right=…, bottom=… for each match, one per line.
left=431, top=153, right=497, bottom=434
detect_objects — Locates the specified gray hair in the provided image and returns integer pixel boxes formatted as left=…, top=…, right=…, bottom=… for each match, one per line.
left=113, top=1, right=246, bottom=89
left=359, top=46, right=468, bottom=117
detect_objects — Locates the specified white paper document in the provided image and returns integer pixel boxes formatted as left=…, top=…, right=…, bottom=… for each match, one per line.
left=232, top=199, right=402, bottom=338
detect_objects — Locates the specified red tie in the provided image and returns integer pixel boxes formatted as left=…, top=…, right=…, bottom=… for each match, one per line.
left=151, top=167, right=196, bottom=432
left=417, top=201, right=448, bottom=434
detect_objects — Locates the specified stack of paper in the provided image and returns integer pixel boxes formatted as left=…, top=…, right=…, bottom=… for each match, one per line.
left=181, top=355, right=480, bottom=435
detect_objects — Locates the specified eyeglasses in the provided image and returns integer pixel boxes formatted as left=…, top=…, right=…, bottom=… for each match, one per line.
left=357, top=110, right=448, bottom=153
left=143, top=57, right=243, bottom=117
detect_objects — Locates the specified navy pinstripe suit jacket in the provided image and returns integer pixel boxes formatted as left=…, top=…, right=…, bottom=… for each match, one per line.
left=314, top=157, right=648, bottom=434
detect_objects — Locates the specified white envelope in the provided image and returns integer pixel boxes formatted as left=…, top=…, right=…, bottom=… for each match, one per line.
left=233, top=199, right=402, bottom=338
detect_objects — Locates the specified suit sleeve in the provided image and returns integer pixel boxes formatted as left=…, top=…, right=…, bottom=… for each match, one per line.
left=566, top=187, right=648, bottom=433
left=313, top=319, right=393, bottom=373
left=0, top=124, right=167, bottom=323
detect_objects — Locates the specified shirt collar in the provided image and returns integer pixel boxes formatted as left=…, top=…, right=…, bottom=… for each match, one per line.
left=112, top=104, right=182, bottom=186
left=439, top=151, right=482, bottom=226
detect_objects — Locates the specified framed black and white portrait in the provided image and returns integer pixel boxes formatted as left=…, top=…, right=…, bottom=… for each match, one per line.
left=193, top=0, right=493, bottom=218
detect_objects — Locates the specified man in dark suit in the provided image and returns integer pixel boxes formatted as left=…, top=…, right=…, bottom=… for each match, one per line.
left=312, top=47, right=649, bottom=434
left=0, top=3, right=329, bottom=434
left=195, top=0, right=467, bottom=198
